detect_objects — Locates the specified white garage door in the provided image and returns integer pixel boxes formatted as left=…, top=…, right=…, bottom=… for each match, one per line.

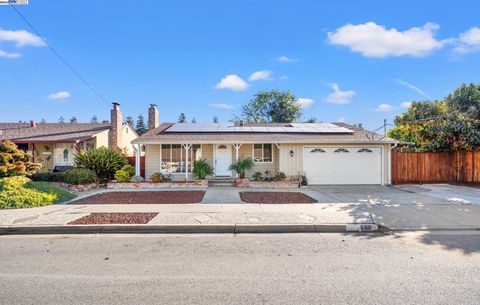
left=304, top=147, right=382, bottom=185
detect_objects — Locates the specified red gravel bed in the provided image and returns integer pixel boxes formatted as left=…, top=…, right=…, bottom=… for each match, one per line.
left=69, top=213, right=158, bottom=225
left=240, top=192, right=317, bottom=204
left=69, top=191, right=205, bottom=204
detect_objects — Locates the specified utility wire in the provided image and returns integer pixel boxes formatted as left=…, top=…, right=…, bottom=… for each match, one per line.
left=10, top=5, right=111, bottom=106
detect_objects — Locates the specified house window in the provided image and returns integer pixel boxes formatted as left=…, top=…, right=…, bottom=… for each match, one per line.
left=334, top=148, right=349, bottom=153
left=310, top=148, right=326, bottom=153
left=161, top=144, right=201, bottom=173
left=253, top=144, right=272, bottom=163
left=357, top=148, right=373, bottom=153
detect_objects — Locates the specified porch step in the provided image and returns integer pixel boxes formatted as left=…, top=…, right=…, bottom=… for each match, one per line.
left=208, top=178, right=235, bottom=187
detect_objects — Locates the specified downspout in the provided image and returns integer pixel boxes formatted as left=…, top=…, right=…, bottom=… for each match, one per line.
left=388, top=142, right=399, bottom=185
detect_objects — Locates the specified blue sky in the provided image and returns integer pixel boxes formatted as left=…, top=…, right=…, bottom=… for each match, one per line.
left=1, top=0, right=480, bottom=130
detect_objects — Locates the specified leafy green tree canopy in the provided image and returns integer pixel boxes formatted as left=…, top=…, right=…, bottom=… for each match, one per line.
left=178, top=113, right=187, bottom=123
left=241, top=89, right=302, bottom=123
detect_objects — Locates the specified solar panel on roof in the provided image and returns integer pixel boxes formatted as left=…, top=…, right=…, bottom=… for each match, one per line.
left=165, top=123, right=353, bottom=133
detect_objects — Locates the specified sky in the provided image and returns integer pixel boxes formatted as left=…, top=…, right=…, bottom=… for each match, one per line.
left=0, top=0, right=480, bottom=130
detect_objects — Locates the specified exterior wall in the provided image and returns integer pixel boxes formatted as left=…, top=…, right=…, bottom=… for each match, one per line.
left=145, top=144, right=160, bottom=180
left=95, top=130, right=110, bottom=149
left=231, top=144, right=279, bottom=178
left=202, top=144, right=214, bottom=167
left=279, top=143, right=392, bottom=185
left=121, top=124, right=137, bottom=156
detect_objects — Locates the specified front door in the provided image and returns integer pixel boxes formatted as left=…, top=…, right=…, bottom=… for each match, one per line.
left=215, top=144, right=232, bottom=176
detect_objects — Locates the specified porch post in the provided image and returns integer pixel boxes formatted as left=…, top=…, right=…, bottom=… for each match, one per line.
left=233, top=144, right=242, bottom=178
left=182, top=144, right=192, bottom=180
left=134, top=144, right=141, bottom=176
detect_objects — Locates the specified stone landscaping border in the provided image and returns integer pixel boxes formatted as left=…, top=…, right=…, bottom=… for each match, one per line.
left=107, top=180, right=208, bottom=189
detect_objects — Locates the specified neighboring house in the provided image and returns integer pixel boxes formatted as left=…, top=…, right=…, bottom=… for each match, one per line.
left=132, top=105, right=397, bottom=185
left=0, top=103, right=137, bottom=172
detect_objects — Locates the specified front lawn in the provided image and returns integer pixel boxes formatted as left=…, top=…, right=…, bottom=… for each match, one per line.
left=26, top=181, right=76, bottom=204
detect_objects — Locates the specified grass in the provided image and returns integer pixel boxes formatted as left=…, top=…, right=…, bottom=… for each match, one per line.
left=25, top=181, right=76, bottom=203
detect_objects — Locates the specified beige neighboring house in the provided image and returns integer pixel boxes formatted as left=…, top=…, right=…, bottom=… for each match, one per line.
left=132, top=105, right=398, bottom=185
left=0, top=103, right=137, bottom=172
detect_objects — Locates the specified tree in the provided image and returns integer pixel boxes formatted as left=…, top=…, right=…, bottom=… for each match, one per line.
left=191, top=117, right=196, bottom=123
left=58, top=116, right=65, bottom=123
left=135, top=114, right=148, bottom=135
left=90, top=115, right=98, bottom=123
left=241, top=89, right=302, bottom=123
left=40, top=119, right=46, bottom=124
left=70, top=117, right=78, bottom=123
left=125, top=116, right=135, bottom=128
left=213, top=116, right=219, bottom=123
left=387, top=83, right=480, bottom=151
left=305, top=117, right=316, bottom=123
left=0, top=140, right=42, bottom=177
left=178, top=113, right=187, bottom=123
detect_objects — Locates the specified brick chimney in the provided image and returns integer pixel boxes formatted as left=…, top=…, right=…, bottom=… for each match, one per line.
left=148, top=104, right=159, bottom=130
left=30, top=120, right=36, bottom=128
left=110, top=102, right=123, bottom=152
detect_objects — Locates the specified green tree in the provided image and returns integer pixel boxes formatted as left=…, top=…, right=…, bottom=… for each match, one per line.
left=135, top=114, right=148, bottom=135
left=241, top=89, right=302, bottom=123
left=0, top=140, right=42, bottom=177
left=40, top=119, right=46, bottom=124
left=58, top=116, right=65, bottom=123
left=191, top=117, right=197, bottom=123
left=213, top=116, right=219, bottom=123
left=70, top=117, right=78, bottom=123
left=90, top=115, right=98, bottom=123
left=178, top=113, right=187, bottom=123
left=125, top=116, right=135, bottom=128
left=305, top=117, right=316, bottom=123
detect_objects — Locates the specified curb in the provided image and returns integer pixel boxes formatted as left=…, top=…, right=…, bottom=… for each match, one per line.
left=0, top=223, right=379, bottom=235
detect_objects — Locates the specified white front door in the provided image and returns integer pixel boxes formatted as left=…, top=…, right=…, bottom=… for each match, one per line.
left=215, top=144, right=232, bottom=176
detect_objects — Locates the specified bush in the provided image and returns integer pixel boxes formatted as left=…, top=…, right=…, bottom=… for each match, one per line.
left=130, top=175, right=144, bottom=182
left=63, top=168, right=98, bottom=185
left=252, top=171, right=263, bottom=181
left=74, top=147, right=127, bottom=181
left=0, top=140, right=42, bottom=177
left=274, top=171, right=287, bottom=181
left=0, top=176, right=57, bottom=209
left=31, top=172, right=65, bottom=182
left=114, top=169, right=131, bottom=182
left=229, top=158, right=254, bottom=179
left=121, top=164, right=135, bottom=177
left=193, top=159, right=213, bottom=179
left=150, top=172, right=164, bottom=183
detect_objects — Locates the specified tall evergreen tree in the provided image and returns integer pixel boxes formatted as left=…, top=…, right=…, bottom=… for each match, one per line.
left=40, top=118, right=46, bottom=124
left=90, top=115, right=98, bottom=123
left=70, top=117, right=78, bottom=123
left=178, top=113, right=187, bottom=123
left=135, top=114, right=148, bottom=135
left=125, top=116, right=135, bottom=128
left=191, top=117, right=196, bottom=123
left=213, top=116, right=219, bottom=123
left=58, top=116, right=65, bottom=123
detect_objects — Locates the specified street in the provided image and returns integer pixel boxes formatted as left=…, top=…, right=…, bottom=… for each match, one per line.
left=1, top=232, right=479, bottom=305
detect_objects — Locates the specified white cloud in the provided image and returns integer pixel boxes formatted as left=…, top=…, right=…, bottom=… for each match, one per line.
left=327, top=22, right=445, bottom=57
left=209, top=103, right=234, bottom=110
left=297, top=98, right=314, bottom=107
left=401, top=101, right=412, bottom=108
left=0, top=49, right=21, bottom=59
left=0, top=28, right=45, bottom=47
left=277, top=55, right=296, bottom=62
left=249, top=70, right=272, bottom=81
left=47, top=91, right=71, bottom=100
left=324, top=83, right=356, bottom=104
left=214, top=74, right=248, bottom=91
left=375, top=103, right=394, bottom=112
left=454, top=27, right=480, bottom=54
left=395, top=79, right=429, bottom=97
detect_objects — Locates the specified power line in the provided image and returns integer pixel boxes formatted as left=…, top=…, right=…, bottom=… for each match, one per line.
left=10, top=5, right=111, bottom=106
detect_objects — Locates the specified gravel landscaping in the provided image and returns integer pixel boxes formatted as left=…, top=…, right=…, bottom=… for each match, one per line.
left=69, top=191, right=205, bottom=204
left=69, top=213, right=158, bottom=225
left=239, top=192, right=317, bottom=204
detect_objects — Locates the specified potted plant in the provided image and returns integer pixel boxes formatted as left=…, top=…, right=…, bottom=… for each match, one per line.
left=229, top=158, right=254, bottom=186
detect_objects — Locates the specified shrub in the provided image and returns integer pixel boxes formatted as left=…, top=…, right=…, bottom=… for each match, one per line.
left=130, top=175, right=144, bottom=182
left=114, top=169, right=131, bottom=182
left=0, top=176, right=57, bottom=209
left=0, top=140, right=42, bottom=177
left=193, top=159, right=213, bottom=179
left=274, top=171, right=287, bottom=181
left=252, top=171, right=263, bottom=181
left=63, top=168, right=98, bottom=185
left=121, top=164, right=135, bottom=177
left=150, top=172, right=164, bottom=183
left=229, top=158, right=254, bottom=179
left=31, top=172, right=65, bottom=182
left=74, top=147, right=127, bottom=181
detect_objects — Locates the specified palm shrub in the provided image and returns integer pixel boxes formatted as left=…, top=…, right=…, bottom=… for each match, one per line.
left=74, top=147, right=127, bottom=181
left=229, top=158, right=254, bottom=179
left=193, top=159, right=213, bottom=179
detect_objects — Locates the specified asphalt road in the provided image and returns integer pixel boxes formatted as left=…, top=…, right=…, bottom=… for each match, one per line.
left=1, top=232, right=479, bottom=305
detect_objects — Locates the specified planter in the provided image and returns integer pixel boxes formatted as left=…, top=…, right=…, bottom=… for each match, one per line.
left=235, top=178, right=250, bottom=187
left=54, top=182, right=100, bottom=193
left=107, top=180, right=208, bottom=189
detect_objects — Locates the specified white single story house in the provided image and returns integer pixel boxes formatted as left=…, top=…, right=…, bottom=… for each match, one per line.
left=132, top=105, right=397, bottom=185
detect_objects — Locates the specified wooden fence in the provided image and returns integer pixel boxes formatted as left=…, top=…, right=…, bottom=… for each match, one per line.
left=127, top=156, right=145, bottom=178
left=391, top=151, right=480, bottom=185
